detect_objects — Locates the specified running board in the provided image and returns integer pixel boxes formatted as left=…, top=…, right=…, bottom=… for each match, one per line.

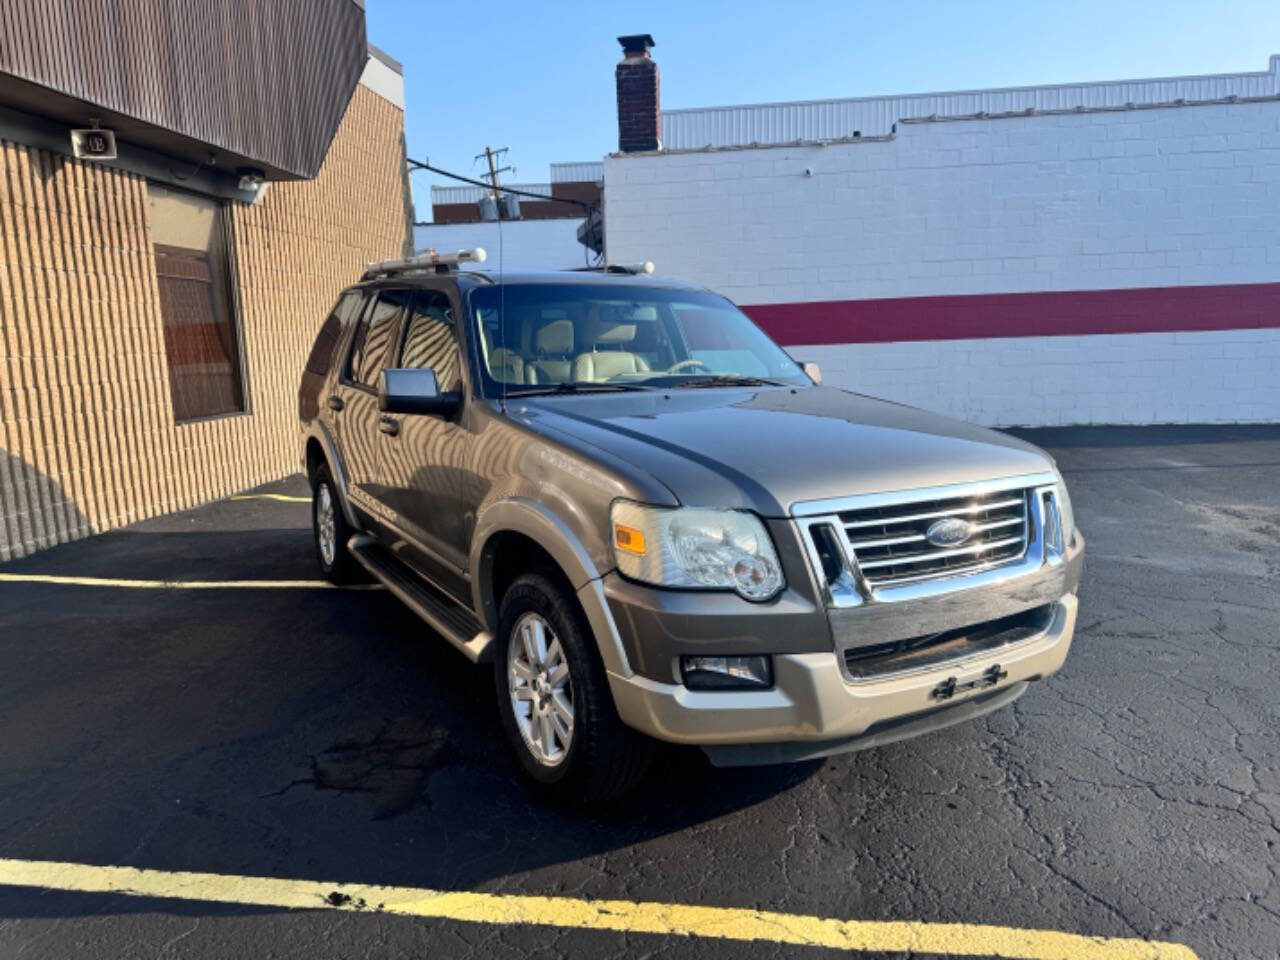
left=347, top=534, right=492, bottom=663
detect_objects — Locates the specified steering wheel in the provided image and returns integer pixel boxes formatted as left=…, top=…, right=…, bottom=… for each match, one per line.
left=668, top=358, right=714, bottom=375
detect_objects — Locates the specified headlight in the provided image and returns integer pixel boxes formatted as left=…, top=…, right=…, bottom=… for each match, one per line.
left=610, top=501, right=785, bottom=601
left=1055, top=473, right=1077, bottom=544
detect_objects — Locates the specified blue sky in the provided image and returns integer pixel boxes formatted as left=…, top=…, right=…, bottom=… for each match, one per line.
left=365, top=0, right=1280, bottom=210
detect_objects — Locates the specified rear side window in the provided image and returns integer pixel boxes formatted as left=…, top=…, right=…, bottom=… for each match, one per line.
left=305, top=291, right=364, bottom=377
left=399, top=290, right=460, bottom=390
left=346, top=289, right=411, bottom=387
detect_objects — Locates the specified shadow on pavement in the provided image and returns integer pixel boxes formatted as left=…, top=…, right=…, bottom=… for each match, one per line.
left=0, top=514, right=823, bottom=918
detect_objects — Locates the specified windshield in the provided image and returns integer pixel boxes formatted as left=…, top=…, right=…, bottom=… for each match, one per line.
left=467, top=283, right=808, bottom=395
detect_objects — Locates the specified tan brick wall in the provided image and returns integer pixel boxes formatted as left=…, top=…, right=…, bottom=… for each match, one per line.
left=0, top=85, right=406, bottom=561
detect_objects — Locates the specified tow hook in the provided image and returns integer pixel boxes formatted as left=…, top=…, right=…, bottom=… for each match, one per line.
left=931, top=664, right=1008, bottom=701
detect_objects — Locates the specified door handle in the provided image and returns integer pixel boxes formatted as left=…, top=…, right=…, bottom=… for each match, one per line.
left=327, top=395, right=344, bottom=412
left=378, top=415, right=400, bottom=437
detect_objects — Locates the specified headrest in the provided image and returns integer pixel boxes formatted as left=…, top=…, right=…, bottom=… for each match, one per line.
left=590, top=322, right=635, bottom=345
left=585, top=306, right=641, bottom=345
left=535, top=318, right=574, bottom=355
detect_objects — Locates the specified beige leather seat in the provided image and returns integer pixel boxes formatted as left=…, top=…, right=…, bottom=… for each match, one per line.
left=526, top=318, right=574, bottom=384
left=573, top=310, right=650, bottom=382
left=482, top=327, right=525, bottom=383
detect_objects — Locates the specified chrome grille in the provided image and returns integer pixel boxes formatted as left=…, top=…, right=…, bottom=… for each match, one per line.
left=839, top=488, right=1030, bottom=588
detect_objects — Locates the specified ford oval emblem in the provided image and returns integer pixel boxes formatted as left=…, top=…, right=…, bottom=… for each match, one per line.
left=925, top=517, right=973, bottom=547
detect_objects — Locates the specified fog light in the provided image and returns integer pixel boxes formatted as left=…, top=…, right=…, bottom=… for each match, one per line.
left=680, top=655, right=773, bottom=690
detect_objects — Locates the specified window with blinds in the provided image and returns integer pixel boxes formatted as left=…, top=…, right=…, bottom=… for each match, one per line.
left=148, top=183, right=245, bottom=422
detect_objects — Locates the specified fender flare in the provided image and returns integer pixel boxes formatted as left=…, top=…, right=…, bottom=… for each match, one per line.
left=304, top=424, right=359, bottom=528
left=471, top=498, right=633, bottom=678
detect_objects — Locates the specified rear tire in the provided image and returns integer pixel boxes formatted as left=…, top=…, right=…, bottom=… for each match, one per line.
left=311, top=464, right=361, bottom=584
left=494, top=570, right=653, bottom=804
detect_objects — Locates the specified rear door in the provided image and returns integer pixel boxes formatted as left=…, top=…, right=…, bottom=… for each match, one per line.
left=334, top=288, right=410, bottom=524
left=377, top=284, right=472, bottom=601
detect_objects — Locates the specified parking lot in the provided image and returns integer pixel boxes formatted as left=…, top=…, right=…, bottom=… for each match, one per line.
left=0, top=425, right=1277, bottom=959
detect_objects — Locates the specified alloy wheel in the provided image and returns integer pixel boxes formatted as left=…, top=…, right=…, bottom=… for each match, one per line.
left=316, top=482, right=337, bottom=567
left=508, top=612, right=574, bottom=766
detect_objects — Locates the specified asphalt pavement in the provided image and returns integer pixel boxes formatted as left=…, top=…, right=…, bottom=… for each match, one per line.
left=0, top=425, right=1277, bottom=959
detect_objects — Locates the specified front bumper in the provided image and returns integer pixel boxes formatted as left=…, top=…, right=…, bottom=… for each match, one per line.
left=604, top=530, right=1083, bottom=763
left=608, top=591, right=1075, bottom=752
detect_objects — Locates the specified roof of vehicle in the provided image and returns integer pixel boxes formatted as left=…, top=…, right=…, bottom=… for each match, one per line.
left=459, top=270, right=709, bottom=292
left=351, top=270, right=709, bottom=294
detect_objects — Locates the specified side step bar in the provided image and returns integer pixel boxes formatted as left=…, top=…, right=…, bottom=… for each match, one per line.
left=347, top=534, right=492, bottom=663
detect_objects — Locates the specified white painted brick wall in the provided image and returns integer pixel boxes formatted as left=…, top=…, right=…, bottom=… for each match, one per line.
left=607, top=102, right=1280, bottom=303
left=605, top=101, right=1280, bottom=425
left=799, top=330, right=1280, bottom=427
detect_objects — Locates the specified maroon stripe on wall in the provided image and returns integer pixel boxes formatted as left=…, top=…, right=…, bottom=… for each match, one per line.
left=742, top=282, right=1280, bottom=346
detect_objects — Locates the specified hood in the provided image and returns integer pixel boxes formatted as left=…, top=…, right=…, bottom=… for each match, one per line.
left=514, top=386, right=1054, bottom=517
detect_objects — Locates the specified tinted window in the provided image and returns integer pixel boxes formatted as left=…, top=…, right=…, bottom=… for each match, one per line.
left=399, top=290, right=460, bottom=390
left=305, top=291, right=363, bottom=377
left=346, top=289, right=410, bottom=387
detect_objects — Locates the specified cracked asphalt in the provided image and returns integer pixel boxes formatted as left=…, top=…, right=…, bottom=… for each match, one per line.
left=0, top=425, right=1277, bottom=959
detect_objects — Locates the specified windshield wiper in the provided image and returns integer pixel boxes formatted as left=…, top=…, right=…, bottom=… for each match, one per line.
left=669, top=375, right=786, bottom=388
left=507, top=381, right=650, bottom=396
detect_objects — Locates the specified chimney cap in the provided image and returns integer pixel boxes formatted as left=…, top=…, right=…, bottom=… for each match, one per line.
left=617, top=34, right=656, bottom=55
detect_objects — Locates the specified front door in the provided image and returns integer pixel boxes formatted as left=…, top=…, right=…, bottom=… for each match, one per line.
left=377, top=286, right=472, bottom=601
left=334, top=288, right=409, bottom=526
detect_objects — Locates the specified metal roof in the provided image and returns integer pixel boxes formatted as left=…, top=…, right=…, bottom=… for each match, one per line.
left=431, top=162, right=602, bottom=204
left=660, top=55, right=1280, bottom=150
left=550, top=161, right=604, bottom=183
left=430, top=183, right=553, bottom=205
left=0, top=0, right=367, bottom=180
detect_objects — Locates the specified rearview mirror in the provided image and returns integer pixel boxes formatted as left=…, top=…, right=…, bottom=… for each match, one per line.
left=378, top=368, right=460, bottom=417
left=800, top=361, right=822, bottom=385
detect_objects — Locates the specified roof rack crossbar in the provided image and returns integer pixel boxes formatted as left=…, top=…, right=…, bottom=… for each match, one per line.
left=363, top=248, right=486, bottom=280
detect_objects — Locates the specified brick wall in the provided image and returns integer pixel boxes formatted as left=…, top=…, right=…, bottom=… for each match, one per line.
left=0, top=84, right=407, bottom=560
left=604, top=100, right=1280, bottom=425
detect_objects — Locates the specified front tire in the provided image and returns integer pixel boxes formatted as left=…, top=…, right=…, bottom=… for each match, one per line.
left=494, top=571, right=653, bottom=803
left=311, top=465, right=360, bottom=584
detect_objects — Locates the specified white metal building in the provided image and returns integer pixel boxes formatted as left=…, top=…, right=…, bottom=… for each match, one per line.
left=605, top=43, right=1280, bottom=427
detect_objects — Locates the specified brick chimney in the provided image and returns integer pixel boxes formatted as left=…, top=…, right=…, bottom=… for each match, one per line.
left=616, top=34, right=660, bottom=153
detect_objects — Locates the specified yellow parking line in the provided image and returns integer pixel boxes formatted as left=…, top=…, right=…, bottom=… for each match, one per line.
left=0, top=573, right=378, bottom=590
left=229, top=493, right=310, bottom=503
left=0, top=857, right=1195, bottom=959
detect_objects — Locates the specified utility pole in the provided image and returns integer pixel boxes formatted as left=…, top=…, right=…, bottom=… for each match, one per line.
left=475, top=146, right=512, bottom=194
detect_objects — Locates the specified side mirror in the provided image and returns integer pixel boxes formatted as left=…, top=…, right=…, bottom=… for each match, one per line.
left=378, top=368, right=461, bottom=417
left=800, top=361, right=822, bottom=385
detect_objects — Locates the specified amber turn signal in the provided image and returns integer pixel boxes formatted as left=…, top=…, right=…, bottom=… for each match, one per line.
left=614, top=523, right=646, bottom=556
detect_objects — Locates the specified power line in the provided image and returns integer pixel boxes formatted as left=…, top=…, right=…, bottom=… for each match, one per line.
left=405, top=157, right=597, bottom=214
left=407, top=157, right=603, bottom=267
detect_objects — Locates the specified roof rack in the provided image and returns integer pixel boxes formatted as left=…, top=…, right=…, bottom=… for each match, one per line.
left=567, top=261, right=655, bottom=276
left=363, top=248, right=486, bottom=280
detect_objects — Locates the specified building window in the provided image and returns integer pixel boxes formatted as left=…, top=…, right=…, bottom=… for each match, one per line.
left=148, top=183, right=246, bottom=422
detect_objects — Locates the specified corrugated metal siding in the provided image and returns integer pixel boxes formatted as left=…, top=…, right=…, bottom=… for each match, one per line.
left=0, top=85, right=406, bottom=561
left=662, top=56, right=1280, bottom=149
left=0, top=0, right=366, bottom=179
left=430, top=183, right=553, bottom=205
left=549, top=161, right=603, bottom=183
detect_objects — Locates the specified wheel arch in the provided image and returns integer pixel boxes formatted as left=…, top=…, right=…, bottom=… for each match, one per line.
left=472, top=499, right=632, bottom=677
left=303, top=425, right=359, bottom=527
